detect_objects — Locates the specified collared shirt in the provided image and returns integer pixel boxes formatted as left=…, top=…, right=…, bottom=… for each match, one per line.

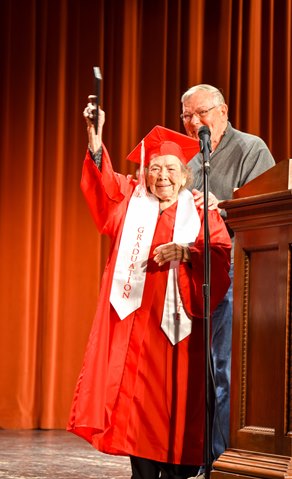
left=187, top=122, right=275, bottom=259
left=187, top=121, right=275, bottom=203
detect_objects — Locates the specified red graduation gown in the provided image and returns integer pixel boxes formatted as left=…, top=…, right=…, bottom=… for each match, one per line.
left=67, top=147, right=231, bottom=466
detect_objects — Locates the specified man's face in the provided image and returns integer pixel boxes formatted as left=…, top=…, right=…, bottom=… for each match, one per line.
left=147, top=155, right=187, bottom=204
left=181, top=90, right=228, bottom=144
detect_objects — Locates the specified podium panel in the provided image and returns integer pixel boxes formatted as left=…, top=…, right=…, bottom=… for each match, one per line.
left=212, top=159, right=292, bottom=479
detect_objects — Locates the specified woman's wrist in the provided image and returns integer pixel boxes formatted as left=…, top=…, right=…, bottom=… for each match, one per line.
left=182, top=246, right=191, bottom=262
left=178, top=245, right=190, bottom=262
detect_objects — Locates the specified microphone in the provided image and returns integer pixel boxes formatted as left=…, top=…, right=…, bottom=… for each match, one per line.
left=198, top=126, right=211, bottom=154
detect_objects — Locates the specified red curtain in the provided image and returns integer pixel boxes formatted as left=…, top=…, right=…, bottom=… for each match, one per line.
left=0, top=0, right=291, bottom=429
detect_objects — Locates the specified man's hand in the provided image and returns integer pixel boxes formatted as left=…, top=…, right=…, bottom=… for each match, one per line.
left=192, top=188, right=221, bottom=211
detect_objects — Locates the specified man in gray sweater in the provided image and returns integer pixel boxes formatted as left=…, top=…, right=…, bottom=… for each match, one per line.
left=180, top=84, right=275, bottom=476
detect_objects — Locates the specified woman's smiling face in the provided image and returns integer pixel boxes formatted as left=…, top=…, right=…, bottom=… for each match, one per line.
left=146, top=155, right=187, bottom=209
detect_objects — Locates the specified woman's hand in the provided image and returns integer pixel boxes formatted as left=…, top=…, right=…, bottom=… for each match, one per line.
left=83, top=96, right=105, bottom=154
left=153, top=242, right=190, bottom=266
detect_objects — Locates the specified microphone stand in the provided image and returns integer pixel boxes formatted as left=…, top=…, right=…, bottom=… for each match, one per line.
left=198, top=126, right=213, bottom=479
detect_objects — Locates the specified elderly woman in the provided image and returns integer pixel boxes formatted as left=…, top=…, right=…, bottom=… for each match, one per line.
left=67, top=101, right=231, bottom=479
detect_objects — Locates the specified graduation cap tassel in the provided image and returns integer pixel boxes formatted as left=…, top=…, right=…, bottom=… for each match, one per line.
left=133, top=139, right=147, bottom=197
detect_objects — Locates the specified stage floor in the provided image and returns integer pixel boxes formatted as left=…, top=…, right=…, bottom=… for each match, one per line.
left=0, top=429, right=132, bottom=478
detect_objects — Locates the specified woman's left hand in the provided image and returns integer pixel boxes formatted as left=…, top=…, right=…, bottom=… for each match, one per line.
left=153, top=242, right=190, bottom=266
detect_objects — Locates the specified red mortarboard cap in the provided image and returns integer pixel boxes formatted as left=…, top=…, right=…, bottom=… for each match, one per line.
left=127, top=125, right=200, bottom=166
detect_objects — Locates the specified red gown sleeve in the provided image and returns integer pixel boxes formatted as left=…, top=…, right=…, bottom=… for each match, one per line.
left=179, top=208, right=231, bottom=319
left=80, top=146, right=135, bottom=235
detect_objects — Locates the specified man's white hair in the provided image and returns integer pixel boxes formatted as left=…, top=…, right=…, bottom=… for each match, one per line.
left=181, top=84, right=225, bottom=106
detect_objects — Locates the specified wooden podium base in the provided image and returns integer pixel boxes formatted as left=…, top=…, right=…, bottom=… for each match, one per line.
left=211, top=449, right=292, bottom=479
left=216, top=160, right=292, bottom=479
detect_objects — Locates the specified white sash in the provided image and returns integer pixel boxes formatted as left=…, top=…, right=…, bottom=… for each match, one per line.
left=110, top=188, right=201, bottom=344
left=110, top=190, right=159, bottom=319
left=160, top=189, right=200, bottom=344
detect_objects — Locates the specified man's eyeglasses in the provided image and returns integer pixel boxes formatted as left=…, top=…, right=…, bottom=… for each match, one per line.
left=180, top=106, right=216, bottom=122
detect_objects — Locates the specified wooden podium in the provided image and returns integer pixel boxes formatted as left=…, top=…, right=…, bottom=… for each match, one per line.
left=212, top=159, right=292, bottom=479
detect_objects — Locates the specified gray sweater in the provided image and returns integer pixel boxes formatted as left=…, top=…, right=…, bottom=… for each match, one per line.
left=187, top=122, right=275, bottom=202
left=187, top=122, right=275, bottom=259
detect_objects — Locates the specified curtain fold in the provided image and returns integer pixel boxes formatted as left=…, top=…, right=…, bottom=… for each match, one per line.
left=0, top=0, right=291, bottom=429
